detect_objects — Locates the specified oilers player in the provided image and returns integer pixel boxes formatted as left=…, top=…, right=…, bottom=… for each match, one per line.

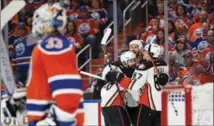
left=106, top=44, right=169, bottom=126
left=26, top=3, right=83, bottom=126
left=101, top=51, right=136, bottom=126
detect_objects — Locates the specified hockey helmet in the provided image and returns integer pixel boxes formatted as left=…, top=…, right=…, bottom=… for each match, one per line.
left=32, top=3, right=67, bottom=36
left=144, top=43, right=162, bottom=58
left=129, top=40, right=143, bottom=50
left=120, top=51, right=136, bottom=67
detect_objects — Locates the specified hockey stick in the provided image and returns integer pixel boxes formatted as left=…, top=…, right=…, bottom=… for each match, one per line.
left=1, top=0, right=26, bottom=30
left=101, top=28, right=134, bottom=126
left=80, top=71, right=104, bottom=80
left=0, top=0, right=26, bottom=95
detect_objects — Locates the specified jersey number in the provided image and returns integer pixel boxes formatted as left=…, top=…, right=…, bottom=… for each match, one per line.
left=46, top=37, right=63, bottom=49
left=130, top=72, right=143, bottom=89
left=103, top=83, right=113, bottom=90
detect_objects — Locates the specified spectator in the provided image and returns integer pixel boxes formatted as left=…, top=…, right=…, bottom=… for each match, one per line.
left=65, top=20, right=83, bottom=50
left=151, top=29, right=174, bottom=55
left=168, top=20, right=176, bottom=45
left=174, top=4, right=191, bottom=31
left=172, top=39, right=190, bottom=66
left=90, top=0, right=108, bottom=36
left=190, top=58, right=213, bottom=85
left=67, top=0, right=81, bottom=21
left=74, top=5, right=100, bottom=59
left=188, top=10, right=208, bottom=39
left=202, top=21, right=210, bottom=37
left=176, top=67, right=191, bottom=85
left=11, top=22, right=36, bottom=85
left=182, top=51, right=195, bottom=74
left=207, top=29, right=214, bottom=47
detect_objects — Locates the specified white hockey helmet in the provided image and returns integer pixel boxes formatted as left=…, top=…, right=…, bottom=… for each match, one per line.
left=32, top=3, right=67, bottom=36
left=144, top=43, right=162, bottom=58
left=129, top=40, right=143, bottom=50
left=120, top=51, right=136, bottom=67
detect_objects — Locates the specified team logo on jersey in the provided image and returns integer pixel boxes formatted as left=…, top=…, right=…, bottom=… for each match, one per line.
left=78, top=23, right=90, bottom=34
left=15, top=43, right=25, bottom=56
left=91, top=12, right=100, bottom=21
left=197, top=40, right=209, bottom=52
left=68, top=13, right=78, bottom=21
left=138, top=64, right=145, bottom=69
left=68, top=37, right=76, bottom=44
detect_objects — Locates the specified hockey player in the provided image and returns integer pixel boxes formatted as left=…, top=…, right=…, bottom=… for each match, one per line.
left=129, top=40, right=143, bottom=62
left=101, top=51, right=136, bottom=126
left=107, top=44, right=169, bottom=126
left=129, top=43, right=169, bottom=126
left=26, top=3, right=83, bottom=126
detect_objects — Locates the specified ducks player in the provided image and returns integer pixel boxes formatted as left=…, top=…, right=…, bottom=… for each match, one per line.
left=106, top=44, right=169, bottom=126
left=101, top=51, right=136, bottom=126
left=26, top=3, right=83, bottom=126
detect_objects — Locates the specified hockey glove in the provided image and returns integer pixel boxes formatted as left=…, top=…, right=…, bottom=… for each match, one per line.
left=105, top=70, right=124, bottom=83
left=155, top=73, right=169, bottom=86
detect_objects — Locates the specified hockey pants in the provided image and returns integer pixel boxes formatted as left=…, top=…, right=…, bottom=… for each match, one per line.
left=102, top=106, right=130, bottom=126
left=136, top=104, right=161, bottom=126
left=126, top=105, right=138, bottom=125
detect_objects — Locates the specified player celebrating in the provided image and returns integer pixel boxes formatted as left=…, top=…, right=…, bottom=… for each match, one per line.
left=107, top=44, right=169, bottom=126
left=26, top=3, right=83, bottom=126
left=101, top=51, right=136, bottom=126
left=129, top=43, right=169, bottom=126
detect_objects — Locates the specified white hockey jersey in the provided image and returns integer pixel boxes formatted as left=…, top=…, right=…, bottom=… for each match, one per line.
left=101, top=64, right=130, bottom=107
left=129, top=60, right=169, bottom=111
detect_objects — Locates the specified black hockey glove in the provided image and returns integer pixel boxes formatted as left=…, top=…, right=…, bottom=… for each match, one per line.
left=105, top=70, right=124, bottom=83
left=155, top=73, right=169, bottom=86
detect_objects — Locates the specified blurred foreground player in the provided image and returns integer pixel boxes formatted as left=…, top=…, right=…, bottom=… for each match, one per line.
left=26, top=3, right=83, bottom=126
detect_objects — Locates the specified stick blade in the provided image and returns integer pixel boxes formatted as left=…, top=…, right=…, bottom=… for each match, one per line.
left=101, top=28, right=112, bottom=45
left=1, top=0, right=26, bottom=30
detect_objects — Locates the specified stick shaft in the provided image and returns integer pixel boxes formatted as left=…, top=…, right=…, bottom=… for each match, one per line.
left=80, top=71, right=104, bottom=80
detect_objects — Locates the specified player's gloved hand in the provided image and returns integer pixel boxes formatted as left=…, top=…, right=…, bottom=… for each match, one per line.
left=105, top=70, right=124, bottom=83
left=155, top=73, right=169, bottom=86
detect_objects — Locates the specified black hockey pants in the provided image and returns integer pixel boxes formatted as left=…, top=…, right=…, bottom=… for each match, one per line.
left=102, top=106, right=130, bottom=126
left=136, top=104, right=161, bottom=126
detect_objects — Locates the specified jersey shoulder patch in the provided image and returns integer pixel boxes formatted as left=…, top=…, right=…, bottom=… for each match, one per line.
left=137, top=60, right=153, bottom=70
left=38, top=35, right=73, bottom=55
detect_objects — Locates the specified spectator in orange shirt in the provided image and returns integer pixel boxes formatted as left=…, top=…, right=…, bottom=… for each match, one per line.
left=190, top=58, right=213, bottom=85
left=176, top=67, right=191, bottom=85
left=188, top=10, right=208, bottom=39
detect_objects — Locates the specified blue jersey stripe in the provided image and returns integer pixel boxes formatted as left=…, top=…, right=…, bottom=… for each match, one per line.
left=50, top=79, right=82, bottom=92
left=27, top=103, right=51, bottom=111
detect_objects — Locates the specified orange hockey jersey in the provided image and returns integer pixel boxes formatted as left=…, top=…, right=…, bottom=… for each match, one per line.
left=26, top=35, right=83, bottom=124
